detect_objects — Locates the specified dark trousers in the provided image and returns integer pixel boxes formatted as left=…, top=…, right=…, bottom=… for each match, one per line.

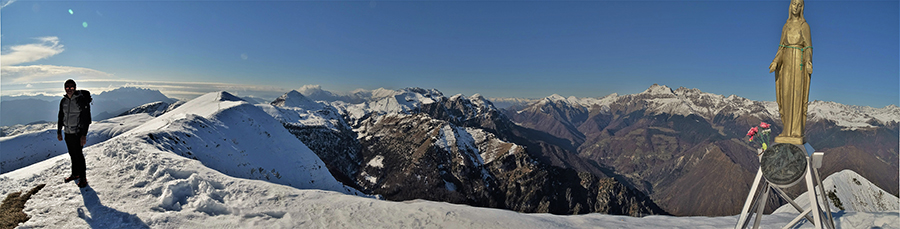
left=65, top=133, right=87, bottom=180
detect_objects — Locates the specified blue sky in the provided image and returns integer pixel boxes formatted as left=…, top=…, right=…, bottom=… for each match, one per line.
left=1, top=0, right=897, bottom=107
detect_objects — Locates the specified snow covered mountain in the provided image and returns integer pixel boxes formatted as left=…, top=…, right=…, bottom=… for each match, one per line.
left=262, top=89, right=664, bottom=216
left=1, top=89, right=897, bottom=228
left=116, top=101, right=185, bottom=117
left=502, top=84, right=899, bottom=216
left=775, top=169, right=899, bottom=213
left=506, top=84, right=899, bottom=130
left=260, top=90, right=364, bottom=188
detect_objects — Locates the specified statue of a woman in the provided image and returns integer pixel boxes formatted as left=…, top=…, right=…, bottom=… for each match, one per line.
left=769, top=0, right=812, bottom=145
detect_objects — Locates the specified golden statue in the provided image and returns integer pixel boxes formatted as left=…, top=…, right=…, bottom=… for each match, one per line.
left=769, top=0, right=812, bottom=145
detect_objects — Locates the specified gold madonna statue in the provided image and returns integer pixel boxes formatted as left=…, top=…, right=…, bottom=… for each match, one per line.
left=769, top=0, right=812, bottom=145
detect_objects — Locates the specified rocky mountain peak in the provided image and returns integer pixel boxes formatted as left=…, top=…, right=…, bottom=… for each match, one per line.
left=642, top=84, right=675, bottom=96
left=546, top=94, right=567, bottom=103
left=216, top=91, right=245, bottom=102
left=297, top=85, right=342, bottom=102
left=271, top=90, right=318, bottom=108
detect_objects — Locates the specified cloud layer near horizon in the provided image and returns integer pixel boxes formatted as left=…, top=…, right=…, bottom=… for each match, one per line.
left=1, top=37, right=112, bottom=83
left=1, top=79, right=291, bottom=102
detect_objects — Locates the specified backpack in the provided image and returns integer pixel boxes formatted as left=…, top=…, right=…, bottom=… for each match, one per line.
left=76, top=90, right=93, bottom=109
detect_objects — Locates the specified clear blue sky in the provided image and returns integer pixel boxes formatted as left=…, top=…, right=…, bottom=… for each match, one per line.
left=2, top=0, right=898, bottom=107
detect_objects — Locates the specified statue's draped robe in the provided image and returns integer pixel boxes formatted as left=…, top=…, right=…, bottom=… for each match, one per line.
left=773, top=20, right=812, bottom=144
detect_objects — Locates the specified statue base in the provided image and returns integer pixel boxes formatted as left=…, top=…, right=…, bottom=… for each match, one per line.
left=775, top=136, right=806, bottom=145
left=735, top=143, right=835, bottom=229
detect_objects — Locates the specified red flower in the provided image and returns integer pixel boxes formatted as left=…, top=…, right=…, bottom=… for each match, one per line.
left=760, top=122, right=770, bottom=129
left=747, top=126, right=759, bottom=136
left=749, top=136, right=754, bottom=141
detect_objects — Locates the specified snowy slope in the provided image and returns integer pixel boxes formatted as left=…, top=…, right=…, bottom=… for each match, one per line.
left=1, top=122, right=57, bottom=137
left=0, top=140, right=895, bottom=228
left=124, top=91, right=362, bottom=195
left=0, top=113, right=154, bottom=174
left=775, top=170, right=899, bottom=213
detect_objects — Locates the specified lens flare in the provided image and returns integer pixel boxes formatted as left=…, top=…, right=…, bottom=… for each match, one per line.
left=82, top=22, right=88, bottom=28
left=68, top=9, right=73, bottom=14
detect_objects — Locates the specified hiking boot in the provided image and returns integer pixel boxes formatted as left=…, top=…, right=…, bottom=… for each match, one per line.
left=77, top=178, right=88, bottom=188
left=64, top=175, right=80, bottom=183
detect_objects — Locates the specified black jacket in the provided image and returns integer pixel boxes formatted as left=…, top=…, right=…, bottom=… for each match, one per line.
left=58, top=90, right=92, bottom=136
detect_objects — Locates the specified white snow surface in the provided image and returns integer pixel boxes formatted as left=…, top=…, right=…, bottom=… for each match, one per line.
left=366, top=155, right=384, bottom=168
left=775, top=170, right=900, bottom=213
left=1, top=90, right=897, bottom=228
left=1, top=153, right=896, bottom=229
left=1, top=113, right=154, bottom=174
left=124, top=91, right=362, bottom=195
left=1, top=122, right=57, bottom=137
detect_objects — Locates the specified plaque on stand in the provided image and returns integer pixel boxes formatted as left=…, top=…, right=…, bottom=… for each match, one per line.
left=734, top=143, right=835, bottom=229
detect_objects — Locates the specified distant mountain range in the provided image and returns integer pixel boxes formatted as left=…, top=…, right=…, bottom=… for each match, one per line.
left=2, top=84, right=896, bottom=217
left=0, top=87, right=176, bottom=126
left=260, top=84, right=897, bottom=216
left=501, top=84, right=898, bottom=216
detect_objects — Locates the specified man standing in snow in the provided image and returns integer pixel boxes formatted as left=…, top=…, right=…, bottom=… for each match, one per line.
left=57, top=79, right=92, bottom=188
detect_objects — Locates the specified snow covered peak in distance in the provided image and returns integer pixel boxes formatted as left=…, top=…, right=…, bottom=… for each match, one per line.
left=642, top=84, right=676, bottom=96
left=486, top=97, right=539, bottom=109
left=775, top=169, right=899, bottom=213
left=334, top=87, right=446, bottom=124
left=467, top=93, right=496, bottom=110
left=513, top=84, right=899, bottom=129
left=117, top=101, right=186, bottom=117
left=259, top=91, right=346, bottom=132
left=297, top=85, right=343, bottom=102
left=807, top=101, right=900, bottom=130
left=270, top=90, right=321, bottom=109
left=545, top=94, right=568, bottom=103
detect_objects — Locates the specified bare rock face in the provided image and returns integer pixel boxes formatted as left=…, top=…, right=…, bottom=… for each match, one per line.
left=353, top=113, right=665, bottom=216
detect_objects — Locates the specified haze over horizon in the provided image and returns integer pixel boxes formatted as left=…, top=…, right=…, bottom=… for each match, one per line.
left=2, top=0, right=897, bottom=107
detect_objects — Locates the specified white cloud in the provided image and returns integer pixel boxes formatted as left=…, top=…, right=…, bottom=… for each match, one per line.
left=0, top=37, right=114, bottom=83
left=0, top=0, right=16, bottom=9
left=1, top=36, right=64, bottom=66
left=0, top=64, right=112, bottom=83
